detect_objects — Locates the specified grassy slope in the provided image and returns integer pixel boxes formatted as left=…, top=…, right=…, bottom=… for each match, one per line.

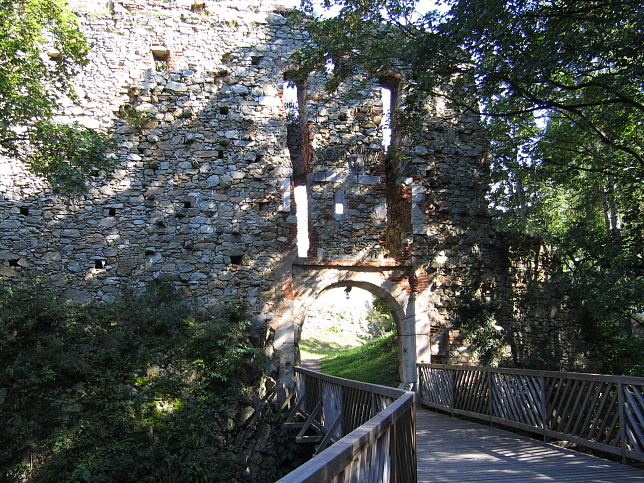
left=301, top=334, right=400, bottom=387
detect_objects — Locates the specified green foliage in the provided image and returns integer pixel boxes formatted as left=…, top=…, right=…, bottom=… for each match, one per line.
left=366, top=297, right=396, bottom=337
left=321, top=335, right=400, bottom=387
left=27, top=120, right=116, bottom=192
left=0, top=282, right=269, bottom=482
left=269, top=412, right=314, bottom=479
left=0, top=0, right=115, bottom=192
left=450, top=283, right=505, bottom=366
left=117, top=105, right=154, bottom=129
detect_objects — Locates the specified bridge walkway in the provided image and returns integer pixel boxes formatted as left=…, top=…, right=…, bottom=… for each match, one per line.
left=417, top=407, right=644, bottom=482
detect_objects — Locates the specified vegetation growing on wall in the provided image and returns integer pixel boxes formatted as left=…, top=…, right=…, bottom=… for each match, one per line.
left=0, top=282, right=285, bottom=482
left=450, top=282, right=505, bottom=367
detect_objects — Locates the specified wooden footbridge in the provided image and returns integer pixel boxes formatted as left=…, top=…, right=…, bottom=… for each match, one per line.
left=277, top=365, right=644, bottom=482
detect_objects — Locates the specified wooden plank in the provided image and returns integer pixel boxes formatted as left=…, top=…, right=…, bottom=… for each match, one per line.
left=595, top=386, right=619, bottom=445
left=417, top=407, right=644, bottom=483
left=579, top=382, right=605, bottom=440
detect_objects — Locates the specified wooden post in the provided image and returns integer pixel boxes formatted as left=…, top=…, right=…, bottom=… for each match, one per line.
left=540, top=375, right=547, bottom=442
left=450, top=367, right=456, bottom=417
left=619, top=382, right=627, bottom=464
left=489, top=371, right=494, bottom=426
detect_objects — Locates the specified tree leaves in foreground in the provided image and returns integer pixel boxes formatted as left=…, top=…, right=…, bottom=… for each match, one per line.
left=0, top=282, right=276, bottom=482
left=0, top=0, right=115, bottom=192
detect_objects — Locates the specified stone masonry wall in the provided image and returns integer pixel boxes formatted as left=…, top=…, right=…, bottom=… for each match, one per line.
left=0, top=0, right=588, bottom=383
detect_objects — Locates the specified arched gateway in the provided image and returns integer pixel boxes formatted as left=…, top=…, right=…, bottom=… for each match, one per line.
left=270, top=260, right=435, bottom=396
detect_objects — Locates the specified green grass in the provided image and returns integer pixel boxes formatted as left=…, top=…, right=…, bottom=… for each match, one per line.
left=299, top=337, right=364, bottom=357
left=320, top=335, right=400, bottom=387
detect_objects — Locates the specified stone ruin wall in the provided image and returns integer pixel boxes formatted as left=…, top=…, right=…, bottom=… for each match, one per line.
left=0, top=0, right=587, bottom=382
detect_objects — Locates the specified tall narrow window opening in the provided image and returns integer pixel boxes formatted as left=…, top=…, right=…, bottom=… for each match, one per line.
left=379, top=74, right=402, bottom=151
left=284, top=74, right=309, bottom=185
left=381, top=87, right=392, bottom=150
left=294, top=185, right=309, bottom=257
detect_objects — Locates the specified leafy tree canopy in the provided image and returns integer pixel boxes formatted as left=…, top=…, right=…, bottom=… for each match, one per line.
left=298, top=0, right=643, bottom=164
left=0, top=0, right=115, bottom=192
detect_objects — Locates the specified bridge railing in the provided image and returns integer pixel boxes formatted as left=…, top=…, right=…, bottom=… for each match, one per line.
left=276, top=367, right=416, bottom=483
left=417, top=363, right=644, bottom=463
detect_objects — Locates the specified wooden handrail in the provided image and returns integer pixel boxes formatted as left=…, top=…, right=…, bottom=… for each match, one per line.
left=277, top=367, right=417, bottom=483
left=417, top=363, right=644, bottom=463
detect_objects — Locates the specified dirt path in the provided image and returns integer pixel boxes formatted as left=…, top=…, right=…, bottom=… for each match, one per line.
left=299, top=353, right=323, bottom=372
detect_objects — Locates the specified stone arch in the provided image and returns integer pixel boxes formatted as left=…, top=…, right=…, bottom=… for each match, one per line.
left=295, top=279, right=409, bottom=383
left=310, top=280, right=406, bottom=333
left=276, top=264, right=425, bottom=391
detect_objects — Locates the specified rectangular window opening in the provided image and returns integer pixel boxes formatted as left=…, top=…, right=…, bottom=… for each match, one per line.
left=284, top=75, right=308, bottom=184
left=19, top=207, right=30, bottom=216
left=108, top=208, right=117, bottom=216
left=94, top=259, right=106, bottom=269
left=381, top=87, right=393, bottom=150
left=335, top=190, right=348, bottom=221
left=8, top=259, right=19, bottom=267
left=230, top=255, right=243, bottom=265
left=151, top=48, right=169, bottom=72
left=294, top=185, right=309, bottom=257
left=379, top=74, right=402, bottom=152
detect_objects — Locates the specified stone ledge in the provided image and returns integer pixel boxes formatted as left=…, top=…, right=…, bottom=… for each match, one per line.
left=294, top=258, right=411, bottom=268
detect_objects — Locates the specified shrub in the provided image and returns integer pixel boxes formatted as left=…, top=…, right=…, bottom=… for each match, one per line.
left=0, top=282, right=269, bottom=482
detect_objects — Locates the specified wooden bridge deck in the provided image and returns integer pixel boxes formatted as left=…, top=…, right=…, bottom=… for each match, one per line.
left=417, top=407, right=644, bottom=482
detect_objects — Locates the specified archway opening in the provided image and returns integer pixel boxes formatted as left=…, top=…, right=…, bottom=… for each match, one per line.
left=298, top=285, right=401, bottom=387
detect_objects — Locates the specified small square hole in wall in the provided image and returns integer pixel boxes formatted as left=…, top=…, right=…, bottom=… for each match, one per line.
left=218, top=150, right=225, bottom=159
left=183, top=201, right=192, bottom=209
left=255, top=154, right=264, bottom=163
left=251, top=55, right=264, bottom=66
left=230, top=255, right=243, bottom=265
left=94, top=259, right=106, bottom=269
left=19, top=207, right=29, bottom=216
left=8, top=259, right=19, bottom=267
left=108, top=208, right=117, bottom=217
left=219, top=106, right=230, bottom=115
left=191, top=2, right=205, bottom=13
left=151, top=47, right=169, bottom=72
